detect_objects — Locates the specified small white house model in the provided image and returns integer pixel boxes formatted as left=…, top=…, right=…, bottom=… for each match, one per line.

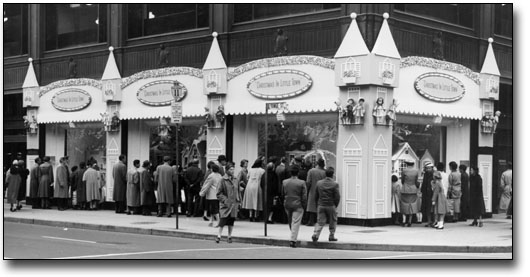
left=391, top=142, right=419, bottom=178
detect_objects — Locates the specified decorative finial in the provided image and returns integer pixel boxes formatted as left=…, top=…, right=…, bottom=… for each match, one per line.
left=350, top=13, right=357, bottom=20
left=212, top=32, right=218, bottom=38
left=488, top=37, right=494, bottom=44
left=28, top=57, right=33, bottom=63
left=383, top=13, right=389, bottom=19
left=109, top=46, right=114, bottom=52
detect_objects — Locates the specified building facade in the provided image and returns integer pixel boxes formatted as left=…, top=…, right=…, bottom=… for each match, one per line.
left=4, top=4, right=513, bottom=222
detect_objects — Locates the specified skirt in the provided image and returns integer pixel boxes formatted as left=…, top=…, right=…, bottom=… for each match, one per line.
left=218, top=217, right=235, bottom=227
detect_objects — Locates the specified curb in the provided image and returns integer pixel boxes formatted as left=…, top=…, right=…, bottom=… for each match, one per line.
left=4, top=217, right=512, bottom=253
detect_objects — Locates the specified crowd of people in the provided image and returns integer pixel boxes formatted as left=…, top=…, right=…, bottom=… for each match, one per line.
left=391, top=160, right=513, bottom=230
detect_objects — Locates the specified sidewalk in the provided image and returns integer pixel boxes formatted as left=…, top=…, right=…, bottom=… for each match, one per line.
left=3, top=202, right=512, bottom=253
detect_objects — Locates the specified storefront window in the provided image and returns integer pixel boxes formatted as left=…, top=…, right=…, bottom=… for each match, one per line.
left=3, top=4, right=28, bottom=57
left=45, top=4, right=107, bottom=50
left=127, top=4, right=209, bottom=39
left=234, top=4, right=340, bottom=23
left=149, top=124, right=201, bottom=168
left=494, top=4, right=512, bottom=37
left=66, top=125, right=106, bottom=172
left=394, top=4, right=474, bottom=28
left=258, top=114, right=338, bottom=170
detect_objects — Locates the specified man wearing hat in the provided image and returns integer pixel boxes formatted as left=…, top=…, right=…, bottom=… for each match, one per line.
left=421, top=161, right=435, bottom=227
left=184, top=159, right=204, bottom=217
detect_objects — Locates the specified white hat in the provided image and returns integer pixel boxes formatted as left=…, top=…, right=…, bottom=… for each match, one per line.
left=424, top=161, right=434, bottom=168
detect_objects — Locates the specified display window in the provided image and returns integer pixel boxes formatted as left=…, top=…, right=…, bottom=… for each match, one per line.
left=66, top=123, right=106, bottom=171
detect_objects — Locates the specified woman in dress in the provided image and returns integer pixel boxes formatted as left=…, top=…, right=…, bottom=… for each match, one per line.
left=5, top=161, right=21, bottom=212
left=215, top=163, right=240, bottom=243
left=432, top=171, right=449, bottom=230
left=372, top=97, right=386, bottom=125
left=399, top=160, right=419, bottom=227
left=469, top=166, right=486, bottom=227
left=242, top=158, right=265, bottom=222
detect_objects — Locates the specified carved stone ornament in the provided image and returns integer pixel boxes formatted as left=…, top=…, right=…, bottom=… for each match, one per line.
left=122, top=67, right=203, bottom=89
left=401, top=56, right=480, bottom=85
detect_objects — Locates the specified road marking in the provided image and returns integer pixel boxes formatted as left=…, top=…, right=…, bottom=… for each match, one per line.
left=362, top=252, right=511, bottom=259
left=52, top=246, right=279, bottom=259
left=42, top=236, right=97, bottom=244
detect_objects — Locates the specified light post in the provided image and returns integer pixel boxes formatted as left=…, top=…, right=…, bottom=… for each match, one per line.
left=171, top=82, right=184, bottom=229
left=264, top=102, right=288, bottom=236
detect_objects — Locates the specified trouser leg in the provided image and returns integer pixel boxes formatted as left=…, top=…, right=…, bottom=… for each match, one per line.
left=290, top=208, right=304, bottom=242
left=285, top=208, right=293, bottom=230
left=312, top=206, right=327, bottom=239
left=328, top=206, right=337, bottom=237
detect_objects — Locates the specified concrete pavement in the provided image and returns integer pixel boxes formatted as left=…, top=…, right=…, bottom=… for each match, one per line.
left=3, top=202, right=512, bottom=253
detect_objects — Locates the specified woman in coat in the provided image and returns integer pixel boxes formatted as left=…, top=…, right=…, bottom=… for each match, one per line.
left=83, top=162, right=101, bottom=210
left=38, top=156, right=54, bottom=209
left=431, top=171, right=449, bottom=230
left=399, top=160, right=419, bottom=227
left=242, top=158, right=265, bottom=222
left=469, top=165, right=486, bottom=227
left=215, top=163, right=240, bottom=243
left=139, top=160, right=156, bottom=215
left=5, top=161, right=21, bottom=212
left=199, top=163, right=222, bottom=227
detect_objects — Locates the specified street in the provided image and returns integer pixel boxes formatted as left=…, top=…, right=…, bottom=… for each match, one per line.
left=4, top=222, right=511, bottom=259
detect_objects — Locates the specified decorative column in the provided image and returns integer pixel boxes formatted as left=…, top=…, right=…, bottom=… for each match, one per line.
left=477, top=38, right=501, bottom=213
left=334, top=13, right=400, bottom=225
left=203, top=32, right=228, bottom=162
left=101, top=46, right=123, bottom=201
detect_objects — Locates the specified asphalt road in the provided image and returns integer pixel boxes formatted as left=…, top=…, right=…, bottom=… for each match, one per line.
left=4, top=222, right=512, bottom=260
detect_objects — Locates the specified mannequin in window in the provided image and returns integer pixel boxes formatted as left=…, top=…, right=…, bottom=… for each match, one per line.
left=204, top=107, right=215, bottom=128
left=493, top=111, right=501, bottom=133
left=274, top=29, right=288, bottom=57
left=352, top=98, right=365, bottom=124
left=216, top=105, right=226, bottom=126
left=386, top=99, right=398, bottom=126
left=345, top=98, right=355, bottom=124
left=68, top=57, right=77, bottom=78
left=373, top=97, right=386, bottom=125
left=158, top=44, right=170, bottom=68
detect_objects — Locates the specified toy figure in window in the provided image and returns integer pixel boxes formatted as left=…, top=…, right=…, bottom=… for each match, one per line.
left=68, top=57, right=77, bottom=78
left=335, top=100, right=346, bottom=125
left=110, top=111, right=120, bottom=131
left=158, top=44, right=170, bottom=68
left=274, top=28, right=288, bottom=57
left=386, top=99, right=398, bottom=126
left=352, top=98, right=365, bottom=124
left=204, top=107, right=215, bottom=128
left=100, top=112, right=111, bottom=131
left=493, top=111, right=501, bottom=133
left=373, top=97, right=386, bottom=125
left=480, top=114, right=494, bottom=133
left=23, top=115, right=38, bottom=134
left=344, top=98, right=355, bottom=124
left=216, top=105, right=226, bottom=126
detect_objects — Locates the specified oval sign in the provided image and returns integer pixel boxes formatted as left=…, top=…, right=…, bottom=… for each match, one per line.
left=52, top=88, right=91, bottom=112
left=137, top=80, right=187, bottom=106
left=414, top=72, right=465, bottom=102
left=247, top=69, right=312, bottom=99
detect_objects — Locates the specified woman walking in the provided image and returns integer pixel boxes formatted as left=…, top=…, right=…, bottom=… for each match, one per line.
left=469, top=166, right=486, bottom=227
left=215, top=163, right=240, bottom=243
left=431, top=171, right=449, bottom=230
left=242, top=158, right=265, bottom=221
left=5, top=161, right=21, bottom=212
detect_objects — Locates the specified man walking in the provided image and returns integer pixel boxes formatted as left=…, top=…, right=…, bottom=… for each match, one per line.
left=311, top=167, right=340, bottom=242
left=306, top=158, right=326, bottom=226
left=282, top=165, right=307, bottom=248
left=126, top=160, right=141, bottom=215
left=155, top=156, right=176, bottom=217
left=184, top=159, right=204, bottom=217
left=113, top=154, right=127, bottom=213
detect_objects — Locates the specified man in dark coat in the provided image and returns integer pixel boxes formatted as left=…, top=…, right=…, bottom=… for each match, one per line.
left=421, top=162, right=435, bottom=227
left=75, top=162, right=88, bottom=210
left=459, top=164, right=470, bottom=221
left=282, top=165, right=307, bottom=248
left=184, top=159, right=204, bottom=217
left=139, top=160, right=156, bottom=215
left=113, top=154, right=127, bottom=213
left=311, top=167, right=340, bottom=243
left=29, top=157, right=42, bottom=209
left=305, top=158, right=326, bottom=226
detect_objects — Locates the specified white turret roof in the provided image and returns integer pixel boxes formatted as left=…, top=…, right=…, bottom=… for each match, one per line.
left=203, top=32, right=227, bottom=70
left=23, top=58, right=39, bottom=88
left=102, top=46, right=121, bottom=80
left=371, top=13, right=401, bottom=59
left=480, top=38, right=501, bottom=76
left=334, top=13, right=370, bottom=58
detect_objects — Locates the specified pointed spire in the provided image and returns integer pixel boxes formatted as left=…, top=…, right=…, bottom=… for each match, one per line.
left=102, top=46, right=121, bottom=80
left=334, top=13, right=370, bottom=58
left=371, top=13, right=401, bottom=59
left=480, top=38, right=500, bottom=76
left=23, top=58, right=39, bottom=88
left=203, top=32, right=227, bottom=70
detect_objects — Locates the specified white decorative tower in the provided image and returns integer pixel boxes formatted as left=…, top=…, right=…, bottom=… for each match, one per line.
left=23, top=58, right=40, bottom=147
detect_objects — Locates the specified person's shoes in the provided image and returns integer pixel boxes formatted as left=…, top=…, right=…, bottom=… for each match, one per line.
left=425, top=223, right=433, bottom=227
left=436, top=225, right=444, bottom=230
left=156, top=213, right=163, bottom=217
left=266, top=220, right=274, bottom=224
left=289, top=241, right=296, bottom=248
left=478, top=222, right=483, bottom=227
left=311, top=235, right=318, bottom=243
left=227, top=237, right=232, bottom=243
left=215, top=236, right=220, bottom=243
left=208, top=222, right=213, bottom=227
left=506, top=216, right=512, bottom=219
left=250, top=218, right=255, bottom=222
left=167, top=214, right=172, bottom=218
left=16, top=205, right=22, bottom=210
left=203, top=216, right=209, bottom=221
left=186, top=213, right=191, bottom=217
left=328, top=236, right=338, bottom=242
left=401, top=223, right=405, bottom=227
left=469, top=221, right=478, bottom=226
left=126, top=211, right=132, bottom=215
left=10, top=207, right=15, bottom=212
left=407, top=223, right=412, bottom=227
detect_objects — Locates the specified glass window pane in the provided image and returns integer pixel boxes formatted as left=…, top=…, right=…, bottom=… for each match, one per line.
left=394, top=4, right=474, bottom=28
left=3, top=4, right=28, bottom=56
left=234, top=4, right=340, bottom=23
left=495, top=4, right=512, bottom=37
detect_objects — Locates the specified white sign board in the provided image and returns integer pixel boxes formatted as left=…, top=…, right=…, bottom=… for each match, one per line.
left=171, top=101, right=183, bottom=124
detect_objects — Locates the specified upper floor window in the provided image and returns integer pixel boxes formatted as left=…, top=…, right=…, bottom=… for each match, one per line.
left=394, top=4, right=474, bottom=28
left=127, top=4, right=209, bottom=39
left=45, top=4, right=107, bottom=51
left=3, top=4, right=28, bottom=57
left=494, top=4, right=512, bottom=37
left=233, top=4, right=341, bottom=23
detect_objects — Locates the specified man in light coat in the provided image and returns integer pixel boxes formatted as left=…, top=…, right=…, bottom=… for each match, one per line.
left=154, top=156, right=176, bottom=217
left=311, top=167, right=341, bottom=243
left=113, top=154, right=127, bottom=213
left=305, top=158, right=326, bottom=226
left=54, top=157, right=69, bottom=211
left=282, top=165, right=307, bottom=248
left=126, top=160, right=141, bottom=215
